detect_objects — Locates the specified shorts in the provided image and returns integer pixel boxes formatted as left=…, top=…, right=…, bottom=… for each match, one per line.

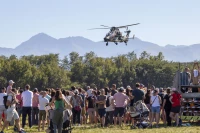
left=151, top=106, right=160, bottom=113
left=6, top=109, right=19, bottom=122
left=98, top=108, right=106, bottom=118
left=171, top=106, right=181, bottom=113
left=87, top=108, right=96, bottom=116
left=114, top=107, right=125, bottom=117
left=81, top=107, right=86, bottom=116
left=0, top=105, right=6, bottom=118
left=39, top=110, right=47, bottom=121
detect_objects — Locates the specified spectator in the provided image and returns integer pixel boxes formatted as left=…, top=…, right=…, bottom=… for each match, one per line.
left=96, top=89, right=107, bottom=128
left=163, top=88, right=172, bottom=126
left=0, top=88, right=7, bottom=128
left=70, top=89, right=83, bottom=126
left=38, top=91, right=49, bottom=131
left=112, top=87, right=130, bottom=126
left=132, top=83, right=145, bottom=103
left=150, top=89, right=161, bottom=128
left=144, top=89, right=151, bottom=121
left=32, top=88, right=39, bottom=125
left=45, top=89, right=51, bottom=101
left=86, top=91, right=97, bottom=124
left=1, top=88, right=23, bottom=133
left=65, top=91, right=72, bottom=103
left=86, top=86, right=92, bottom=97
left=105, top=89, right=114, bottom=126
left=158, top=88, right=166, bottom=123
left=16, top=89, right=23, bottom=118
left=111, top=84, right=117, bottom=96
left=21, top=84, right=33, bottom=128
left=78, top=88, right=86, bottom=125
left=170, top=88, right=182, bottom=127
left=50, top=90, right=71, bottom=133
left=6, top=80, right=14, bottom=94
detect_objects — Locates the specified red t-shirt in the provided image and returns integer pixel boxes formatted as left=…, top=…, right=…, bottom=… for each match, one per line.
left=171, top=93, right=181, bottom=107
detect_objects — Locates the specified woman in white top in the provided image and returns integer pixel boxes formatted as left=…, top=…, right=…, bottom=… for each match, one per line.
left=150, top=89, right=161, bottom=128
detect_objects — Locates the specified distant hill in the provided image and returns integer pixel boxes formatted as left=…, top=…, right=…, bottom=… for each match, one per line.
left=0, top=33, right=199, bottom=62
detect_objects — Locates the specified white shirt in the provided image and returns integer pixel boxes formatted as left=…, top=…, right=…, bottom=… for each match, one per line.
left=39, top=95, right=49, bottom=110
left=151, top=95, right=160, bottom=107
left=65, top=96, right=71, bottom=103
left=0, top=93, right=7, bottom=105
left=106, top=95, right=114, bottom=112
left=22, top=90, right=33, bottom=107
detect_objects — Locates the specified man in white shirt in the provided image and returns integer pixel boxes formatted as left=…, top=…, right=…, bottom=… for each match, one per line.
left=0, top=88, right=23, bottom=133
left=21, top=84, right=33, bottom=128
left=0, top=87, right=7, bottom=128
left=38, top=91, right=49, bottom=131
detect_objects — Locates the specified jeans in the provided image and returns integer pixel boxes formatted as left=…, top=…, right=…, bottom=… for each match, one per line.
left=105, top=111, right=114, bottom=126
left=53, top=110, right=63, bottom=133
left=72, top=108, right=82, bottom=125
left=22, top=107, right=32, bottom=128
left=32, top=107, right=39, bottom=125
left=165, top=108, right=171, bottom=126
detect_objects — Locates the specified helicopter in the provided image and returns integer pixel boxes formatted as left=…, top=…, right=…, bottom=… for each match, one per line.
left=89, top=23, right=140, bottom=46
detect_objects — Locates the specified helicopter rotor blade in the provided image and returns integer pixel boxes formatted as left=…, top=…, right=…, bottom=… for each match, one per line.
left=116, top=23, right=140, bottom=28
left=88, top=27, right=111, bottom=30
left=100, top=25, right=111, bottom=28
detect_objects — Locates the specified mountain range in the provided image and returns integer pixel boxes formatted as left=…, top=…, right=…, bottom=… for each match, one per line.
left=0, top=33, right=199, bottom=62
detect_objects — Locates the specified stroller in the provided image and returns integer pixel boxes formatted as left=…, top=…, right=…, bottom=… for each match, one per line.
left=129, top=100, right=150, bottom=129
left=48, top=109, right=73, bottom=133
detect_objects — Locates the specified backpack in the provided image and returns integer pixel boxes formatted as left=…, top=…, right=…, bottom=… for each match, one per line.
left=3, top=95, right=13, bottom=109
left=106, top=96, right=110, bottom=107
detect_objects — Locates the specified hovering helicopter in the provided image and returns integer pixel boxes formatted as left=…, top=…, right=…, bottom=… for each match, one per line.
left=89, top=23, right=140, bottom=46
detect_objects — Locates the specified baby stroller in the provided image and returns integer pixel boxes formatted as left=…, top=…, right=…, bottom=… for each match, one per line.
left=129, top=100, right=150, bottom=129
left=48, top=109, right=73, bottom=133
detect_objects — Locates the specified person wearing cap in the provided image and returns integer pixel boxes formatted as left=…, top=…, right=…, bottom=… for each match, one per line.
left=149, top=89, right=162, bottom=128
left=70, top=89, right=83, bottom=126
left=112, top=87, right=130, bottom=126
left=32, top=88, right=39, bottom=126
left=169, top=88, right=182, bottom=127
left=6, top=80, right=15, bottom=94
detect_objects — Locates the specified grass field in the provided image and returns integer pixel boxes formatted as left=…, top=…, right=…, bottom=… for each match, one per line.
left=5, top=125, right=200, bottom=133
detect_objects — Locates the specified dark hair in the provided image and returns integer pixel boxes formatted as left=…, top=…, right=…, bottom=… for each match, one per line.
left=71, top=86, right=76, bottom=91
left=93, top=90, right=97, bottom=96
left=1, top=87, right=6, bottom=90
left=25, top=84, right=30, bottom=90
left=104, top=87, right=109, bottom=95
left=136, top=83, right=140, bottom=87
left=19, top=89, right=24, bottom=94
left=12, top=88, right=16, bottom=93
left=166, top=88, right=170, bottom=94
left=62, top=90, right=66, bottom=96
left=147, top=89, right=151, bottom=94
left=55, top=90, right=63, bottom=101
left=51, top=90, right=56, bottom=97
left=78, top=88, right=82, bottom=93
left=97, top=90, right=100, bottom=95
left=66, top=91, right=70, bottom=96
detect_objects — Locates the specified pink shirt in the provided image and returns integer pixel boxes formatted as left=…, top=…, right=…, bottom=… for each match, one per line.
left=32, top=93, right=39, bottom=107
left=113, top=92, right=129, bottom=107
left=16, top=94, right=23, bottom=107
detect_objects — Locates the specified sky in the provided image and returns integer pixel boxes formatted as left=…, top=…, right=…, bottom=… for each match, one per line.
left=0, top=0, right=200, bottom=48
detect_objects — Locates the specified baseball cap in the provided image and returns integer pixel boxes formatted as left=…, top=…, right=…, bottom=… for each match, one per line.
left=159, top=88, right=164, bottom=92
left=74, top=89, right=78, bottom=94
left=9, top=80, right=15, bottom=84
left=119, top=87, right=124, bottom=91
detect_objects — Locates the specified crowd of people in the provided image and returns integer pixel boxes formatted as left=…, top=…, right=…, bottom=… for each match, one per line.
left=0, top=80, right=183, bottom=133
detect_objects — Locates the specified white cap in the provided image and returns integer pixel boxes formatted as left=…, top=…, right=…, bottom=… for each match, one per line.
left=9, top=80, right=15, bottom=84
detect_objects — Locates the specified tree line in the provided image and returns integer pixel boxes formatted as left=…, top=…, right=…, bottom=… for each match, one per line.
left=0, top=51, right=184, bottom=90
